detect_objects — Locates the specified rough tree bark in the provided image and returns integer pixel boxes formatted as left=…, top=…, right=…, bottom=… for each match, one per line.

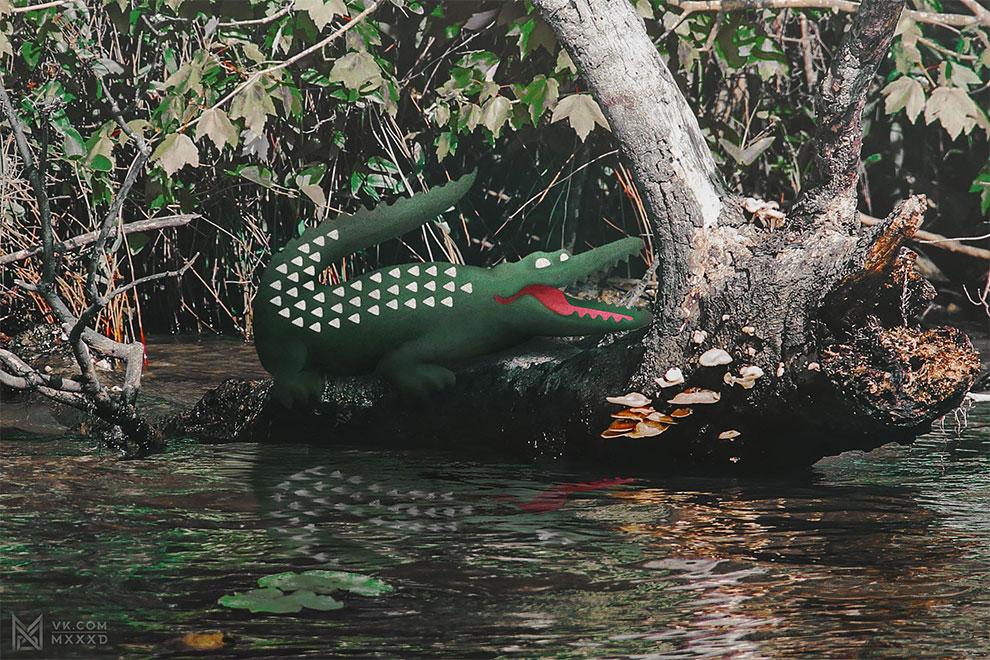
left=181, top=0, right=979, bottom=470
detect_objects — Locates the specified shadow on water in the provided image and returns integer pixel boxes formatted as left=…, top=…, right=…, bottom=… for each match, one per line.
left=1, top=337, right=988, bottom=656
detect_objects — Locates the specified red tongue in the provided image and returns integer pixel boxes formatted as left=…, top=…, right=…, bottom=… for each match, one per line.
left=494, top=284, right=632, bottom=322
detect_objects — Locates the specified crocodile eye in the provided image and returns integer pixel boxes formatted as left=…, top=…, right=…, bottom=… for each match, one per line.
left=535, top=257, right=552, bottom=269
left=559, top=253, right=569, bottom=262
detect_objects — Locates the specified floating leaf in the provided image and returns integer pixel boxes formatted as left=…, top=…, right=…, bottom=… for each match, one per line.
left=258, top=570, right=393, bottom=597
left=551, top=94, right=609, bottom=142
left=218, top=588, right=302, bottom=614
left=882, top=77, right=925, bottom=123
left=180, top=631, right=225, bottom=651
left=151, top=133, right=199, bottom=176
left=195, top=108, right=239, bottom=151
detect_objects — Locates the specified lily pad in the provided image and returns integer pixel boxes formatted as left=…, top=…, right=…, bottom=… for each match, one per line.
left=258, top=570, right=393, bottom=597
left=284, top=589, right=344, bottom=611
left=218, top=588, right=302, bottom=614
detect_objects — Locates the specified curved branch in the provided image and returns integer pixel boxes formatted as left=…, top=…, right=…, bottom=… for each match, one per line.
left=791, top=0, right=905, bottom=228
left=670, top=0, right=981, bottom=28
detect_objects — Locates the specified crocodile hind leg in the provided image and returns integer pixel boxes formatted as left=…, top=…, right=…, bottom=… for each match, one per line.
left=376, top=334, right=458, bottom=400
left=259, top=336, right=325, bottom=408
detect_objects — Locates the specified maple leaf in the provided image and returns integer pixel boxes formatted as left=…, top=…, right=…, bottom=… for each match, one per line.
left=151, top=133, right=199, bottom=176
left=551, top=94, right=609, bottom=142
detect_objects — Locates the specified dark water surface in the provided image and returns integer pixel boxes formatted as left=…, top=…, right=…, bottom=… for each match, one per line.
left=1, top=338, right=988, bottom=657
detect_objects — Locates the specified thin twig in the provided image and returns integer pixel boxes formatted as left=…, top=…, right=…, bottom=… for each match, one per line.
left=859, top=213, right=990, bottom=261
left=0, top=214, right=196, bottom=265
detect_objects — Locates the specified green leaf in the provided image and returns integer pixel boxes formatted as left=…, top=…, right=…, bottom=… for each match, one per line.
left=230, top=79, right=277, bottom=135
left=126, top=232, right=150, bottom=255
left=151, top=133, right=200, bottom=176
left=258, top=570, right=393, bottom=597
left=925, top=86, right=988, bottom=140
left=217, top=588, right=302, bottom=614
left=239, top=165, right=274, bottom=188
left=329, top=51, right=383, bottom=91
left=283, top=590, right=344, bottom=611
left=436, top=132, right=455, bottom=162
left=515, top=75, right=559, bottom=125
left=481, top=95, right=512, bottom=137
left=550, top=94, right=610, bottom=142
left=882, top=77, right=926, bottom=123
left=195, top=108, right=239, bottom=151
left=89, top=154, right=113, bottom=172
left=294, top=0, right=346, bottom=32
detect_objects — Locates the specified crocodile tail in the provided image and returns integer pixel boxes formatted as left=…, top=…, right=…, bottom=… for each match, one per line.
left=257, top=170, right=477, bottom=306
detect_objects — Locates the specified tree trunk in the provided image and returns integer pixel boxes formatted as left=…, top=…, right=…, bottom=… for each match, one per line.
left=178, top=0, right=979, bottom=470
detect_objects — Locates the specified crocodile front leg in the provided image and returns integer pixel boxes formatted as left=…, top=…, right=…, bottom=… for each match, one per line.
left=261, top=337, right=325, bottom=408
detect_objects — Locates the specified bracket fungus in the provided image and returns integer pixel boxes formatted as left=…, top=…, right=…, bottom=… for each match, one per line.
left=718, top=430, right=741, bottom=440
left=667, top=388, right=721, bottom=405
left=724, top=365, right=764, bottom=389
left=655, top=367, right=685, bottom=388
left=699, top=348, right=733, bottom=367
left=606, top=392, right=652, bottom=407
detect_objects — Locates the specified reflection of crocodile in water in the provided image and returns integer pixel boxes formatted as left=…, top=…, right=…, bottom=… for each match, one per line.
left=265, top=465, right=637, bottom=561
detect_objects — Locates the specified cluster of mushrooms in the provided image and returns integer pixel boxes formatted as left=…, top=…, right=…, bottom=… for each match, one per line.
left=603, top=342, right=762, bottom=442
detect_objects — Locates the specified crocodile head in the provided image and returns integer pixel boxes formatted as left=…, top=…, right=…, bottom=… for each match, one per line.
left=490, top=237, right=652, bottom=336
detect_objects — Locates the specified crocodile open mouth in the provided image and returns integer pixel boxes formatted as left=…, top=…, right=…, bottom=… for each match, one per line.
left=494, top=284, right=634, bottom=323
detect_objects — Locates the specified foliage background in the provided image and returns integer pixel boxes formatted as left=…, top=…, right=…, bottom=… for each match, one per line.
left=1, top=0, right=987, bottom=341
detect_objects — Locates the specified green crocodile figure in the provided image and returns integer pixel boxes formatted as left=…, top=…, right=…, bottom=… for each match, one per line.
left=253, top=171, right=651, bottom=406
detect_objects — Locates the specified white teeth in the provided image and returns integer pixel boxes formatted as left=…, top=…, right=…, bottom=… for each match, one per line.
left=423, top=296, right=434, bottom=307
left=369, top=290, right=380, bottom=299
left=560, top=253, right=570, bottom=261
left=426, top=265, right=438, bottom=276
left=352, top=280, right=362, bottom=291
left=309, top=322, right=320, bottom=332
left=349, top=296, right=361, bottom=307
left=286, top=287, right=298, bottom=297
left=535, top=257, right=552, bottom=269
left=300, top=243, right=311, bottom=253
left=303, top=281, right=315, bottom=291
left=292, top=256, right=303, bottom=267
left=408, top=266, right=420, bottom=276
left=288, top=272, right=299, bottom=282
left=370, top=273, right=382, bottom=283
left=329, top=318, right=340, bottom=328
left=313, top=236, right=325, bottom=247
left=388, top=284, right=399, bottom=295
left=292, top=317, right=304, bottom=327
left=303, top=266, right=315, bottom=276
left=278, top=308, right=290, bottom=318
left=404, top=299, right=416, bottom=309
left=441, top=296, right=453, bottom=307
left=309, top=252, right=320, bottom=262
left=294, top=300, right=306, bottom=310
left=387, top=299, right=399, bottom=310
left=460, top=283, right=473, bottom=294
left=389, top=268, right=401, bottom=278
left=368, top=305, right=379, bottom=315
left=312, top=307, right=323, bottom=318
left=327, top=229, right=339, bottom=241
left=270, top=280, right=281, bottom=290
left=406, top=282, right=418, bottom=292
left=331, top=303, right=343, bottom=314
left=425, top=281, right=436, bottom=291
left=443, top=282, right=456, bottom=292
left=276, top=264, right=288, bottom=274
left=332, top=287, right=344, bottom=297
left=348, top=313, right=360, bottom=324
left=445, top=267, right=457, bottom=277
left=270, top=296, right=281, bottom=306
left=314, top=292, right=325, bottom=303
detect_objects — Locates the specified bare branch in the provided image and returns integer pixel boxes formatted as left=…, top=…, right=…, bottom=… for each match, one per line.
left=670, top=0, right=981, bottom=28
left=858, top=214, right=990, bottom=261
left=791, top=0, right=905, bottom=228
left=0, top=214, right=197, bottom=265
left=957, top=0, right=990, bottom=27
left=10, top=0, right=70, bottom=13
